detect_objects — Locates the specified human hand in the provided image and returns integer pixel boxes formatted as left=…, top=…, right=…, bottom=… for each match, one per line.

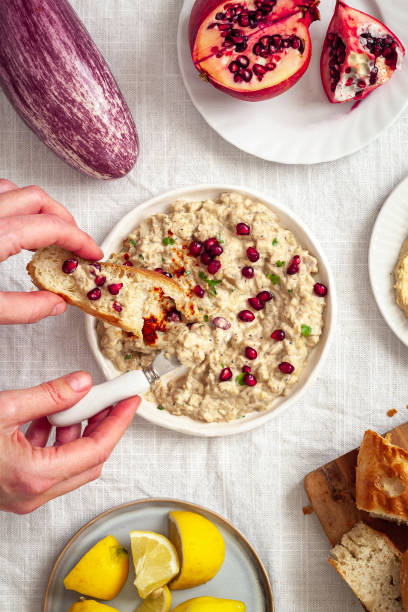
left=0, top=370, right=140, bottom=514
left=0, top=179, right=103, bottom=324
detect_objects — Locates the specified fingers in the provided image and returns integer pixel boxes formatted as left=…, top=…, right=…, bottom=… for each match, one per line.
left=54, top=423, right=82, bottom=447
left=0, top=185, right=77, bottom=225
left=25, top=417, right=52, bottom=447
left=82, top=406, right=113, bottom=437
left=0, top=214, right=103, bottom=262
left=1, top=371, right=92, bottom=426
left=0, top=290, right=66, bottom=325
left=40, top=396, right=139, bottom=481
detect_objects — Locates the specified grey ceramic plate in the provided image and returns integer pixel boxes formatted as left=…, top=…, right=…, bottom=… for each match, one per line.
left=44, top=499, right=274, bottom=612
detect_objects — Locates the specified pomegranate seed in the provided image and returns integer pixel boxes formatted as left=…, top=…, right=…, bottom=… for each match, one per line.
left=62, top=259, right=78, bottom=274
left=112, top=301, right=122, bottom=312
left=154, top=267, right=164, bottom=274
left=108, top=283, right=123, bottom=295
left=208, top=260, right=221, bottom=274
left=209, top=243, right=223, bottom=257
left=238, top=310, right=255, bottom=322
left=189, top=240, right=203, bottom=256
left=123, top=261, right=133, bottom=267
left=124, top=253, right=130, bottom=260
left=94, top=275, right=106, bottom=287
left=345, top=77, right=354, bottom=86
left=245, top=346, right=258, bottom=360
left=87, top=288, right=101, bottom=301
left=257, top=290, right=272, bottom=303
left=242, top=266, right=254, bottom=279
left=279, top=362, right=295, bottom=374
left=204, top=237, right=218, bottom=253
left=89, top=262, right=101, bottom=272
left=314, top=282, right=328, bottom=297
left=194, top=285, right=205, bottom=298
left=271, top=329, right=285, bottom=341
left=220, top=367, right=233, bottom=381
left=244, top=372, right=257, bottom=386
left=213, top=317, right=231, bottom=330
left=248, top=296, right=264, bottom=310
left=201, top=252, right=212, bottom=265
left=292, top=255, right=300, bottom=265
left=236, top=222, right=250, bottom=235
left=167, top=310, right=181, bottom=322
left=287, top=255, right=300, bottom=275
left=357, top=79, right=366, bottom=88
left=246, top=246, right=259, bottom=262
left=242, top=365, right=251, bottom=373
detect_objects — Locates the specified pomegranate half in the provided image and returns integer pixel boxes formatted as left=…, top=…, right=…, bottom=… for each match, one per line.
left=321, top=1, right=405, bottom=103
left=189, top=0, right=320, bottom=101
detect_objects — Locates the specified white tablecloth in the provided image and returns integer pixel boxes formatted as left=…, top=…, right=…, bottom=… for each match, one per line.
left=1, top=1, right=408, bottom=610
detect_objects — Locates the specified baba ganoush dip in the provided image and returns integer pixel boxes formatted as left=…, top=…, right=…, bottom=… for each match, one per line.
left=96, top=192, right=327, bottom=423
left=394, top=236, right=408, bottom=317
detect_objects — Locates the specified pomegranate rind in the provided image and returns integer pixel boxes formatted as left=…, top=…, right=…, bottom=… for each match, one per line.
left=320, top=0, right=405, bottom=104
left=189, top=0, right=319, bottom=101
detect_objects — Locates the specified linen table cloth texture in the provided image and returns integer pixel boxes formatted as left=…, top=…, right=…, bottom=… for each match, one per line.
left=0, top=0, right=407, bottom=610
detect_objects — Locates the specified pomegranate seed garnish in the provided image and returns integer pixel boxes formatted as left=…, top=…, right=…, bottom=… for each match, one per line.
left=314, top=282, right=328, bottom=297
left=244, top=372, right=257, bottom=386
left=87, top=288, right=101, bottom=301
left=238, top=310, right=255, bottom=322
left=242, top=365, right=251, bottom=373
left=201, top=252, right=212, bottom=265
left=193, top=285, right=205, bottom=298
left=94, top=275, right=106, bottom=287
left=208, top=260, right=221, bottom=274
left=108, top=283, right=123, bottom=295
left=292, top=255, right=300, bottom=264
left=279, top=362, right=295, bottom=374
left=236, top=222, right=250, bottom=235
left=204, top=237, right=218, bottom=253
left=154, top=267, right=164, bottom=274
left=242, top=266, right=254, bottom=279
left=257, top=290, right=272, bottom=303
left=189, top=240, right=203, bottom=256
left=271, top=329, right=285, bottom=341
left=89, top=262, right=101, bottom=272
left=220, top=367, right=233, bottom=382
left=123, top=261, right=133, bottom=267
left=167, top=310, right=182, bottom=322
left=213, top=316, right=231, bottom=329
left=112, top=301, right=122, bottom=312
left=248, top=296, right=264, bottom=310
left=209, top=243, right=223, bottom=257
left=245, top=346, right=258, bottom=360
left=246, top=246, right=259, bottom=262
left=287, top=255, right=300, bottom=275
left=62, top=259, right=78, bottom=274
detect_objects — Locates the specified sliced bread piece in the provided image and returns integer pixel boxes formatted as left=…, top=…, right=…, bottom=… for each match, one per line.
left=27, top=246, right=194, bottom=336
left=329, top=522, right=403, bottom=612
left=356, top=430, right=408, bottom=525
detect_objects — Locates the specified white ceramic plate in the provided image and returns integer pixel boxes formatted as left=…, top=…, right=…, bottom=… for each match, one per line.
left=177, top=0, right=408, bottom=164
left=85, top=184, right=336, bottom=437
left=43, top=498, right=274, bottom=612
left=369, top=175, right=408, bottom=346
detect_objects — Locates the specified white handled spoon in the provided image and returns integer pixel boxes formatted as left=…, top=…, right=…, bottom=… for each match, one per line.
left=47, top=352, right=181, bottom=427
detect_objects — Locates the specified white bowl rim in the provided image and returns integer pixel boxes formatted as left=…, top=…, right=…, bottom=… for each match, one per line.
left=85, top=184, right=336, bottom=437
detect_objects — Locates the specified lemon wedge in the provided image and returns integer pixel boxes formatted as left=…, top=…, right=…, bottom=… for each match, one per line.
left=168, top=511, right=225, bottom=590
left=134, top=586, right=172, bottom=612
left=172, top=597, right=246, bottom=611
left=130, top=531, right=179, bottom=599
left=67, top=600, right=119, bottom=612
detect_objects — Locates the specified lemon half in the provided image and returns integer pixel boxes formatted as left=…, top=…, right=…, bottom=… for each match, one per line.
left=130, top=531, right=179, bottom=599
left=134, top=586, right=172, bottom=612
left=67, top=600, right=119, bottom=612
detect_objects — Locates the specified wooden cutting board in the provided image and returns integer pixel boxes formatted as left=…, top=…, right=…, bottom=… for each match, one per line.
left=304, top=422, right=408, bottom=552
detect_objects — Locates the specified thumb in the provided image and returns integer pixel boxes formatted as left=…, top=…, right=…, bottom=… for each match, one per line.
left=1, top=371, right=92, bottom=427
left=0, top=291, right=66, bottom=324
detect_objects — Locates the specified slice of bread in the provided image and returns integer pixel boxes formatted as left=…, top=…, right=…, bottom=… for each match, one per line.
left=329, top=522, right=403, bottom=611
left=27, top=246, right=192, bottom=336
left=401, top=551, right=408, bottom=612
left=356, top=430, right=408, bottom=525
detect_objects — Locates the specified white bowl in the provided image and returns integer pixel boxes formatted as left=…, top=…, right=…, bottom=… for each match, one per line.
left=85, top=185, right=336, bottom=436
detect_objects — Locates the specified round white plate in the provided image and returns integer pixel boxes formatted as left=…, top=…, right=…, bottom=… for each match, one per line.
left=44, top=498, right=274, bottom=612
left=177, top=0, right=408, bottom=164
left=369, top=175, right=408, bottom=346
left=85, top=184, right=336, bottom=437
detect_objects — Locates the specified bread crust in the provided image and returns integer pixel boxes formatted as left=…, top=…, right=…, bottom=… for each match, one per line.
left=356, top=430, right=408, bottom=524
left=402, top=552, right=408, bottom=612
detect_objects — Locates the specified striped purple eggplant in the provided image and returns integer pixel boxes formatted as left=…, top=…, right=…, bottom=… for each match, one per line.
left=0, top=0, right=138, bottom=179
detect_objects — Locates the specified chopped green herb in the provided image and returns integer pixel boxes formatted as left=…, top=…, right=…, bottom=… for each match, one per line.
left=163, top=236, right=176, bottom=246
left=139, top=253, right=144, bottom=260
left=204, top=314, right=209, bottom=322
left=276, top=260, right=285, bottom=267
left=236, top=373, right=246, bottom=386
left=216, top=233, right=225, bottom=244
left=199, top=270, right=223, bottom=295
left=301, top=324, right=312, bottom=337
left=157, top=405, right=164, bottom=410
left=161, top=256, right=165, bottom=263
left=266, top=273, right=280, bottom=285
left=272, top=238, right=278, bottom=246
left=185, top=270, right=192, bottom=276
left=221, top=362, right=225, bottom=368
left=124, top=354, right=132, bottom=360
left=129, top=239, right=137, bottom=247
left=288, top=289, right=293, bottom=293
